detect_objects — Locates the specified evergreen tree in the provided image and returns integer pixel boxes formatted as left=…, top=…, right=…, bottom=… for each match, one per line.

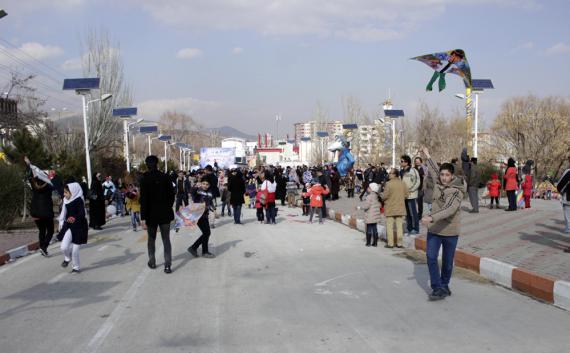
left=2, top=129, right=52, bottom=169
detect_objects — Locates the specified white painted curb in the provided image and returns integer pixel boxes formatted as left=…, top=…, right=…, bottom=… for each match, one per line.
left=553, top=280, right=570, bottom=311
left=341, top=214, right=351, bottom=226
left=480, top=257, right=516, bottom=288
left=328, top=209, right=335, bottom=220
left=8, top=245, right=28, bottom=260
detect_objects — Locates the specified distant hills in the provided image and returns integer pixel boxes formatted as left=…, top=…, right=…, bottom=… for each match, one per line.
left=51, top=117, right=256, bottom=141
left=202, top=126, right=257, bottom=141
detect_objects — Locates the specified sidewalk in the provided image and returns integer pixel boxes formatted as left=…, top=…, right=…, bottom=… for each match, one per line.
left=327, top=196, right=570, bottom=281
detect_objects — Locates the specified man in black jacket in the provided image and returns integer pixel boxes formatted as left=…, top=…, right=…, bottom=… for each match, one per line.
left=140, top=155, right=175, bottom=273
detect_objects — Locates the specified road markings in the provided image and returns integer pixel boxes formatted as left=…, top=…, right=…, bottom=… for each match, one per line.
left=315, top=272, right=361, bottom=287
left=47, top=273, right=66, bottom=284
left=97, top=245, right=109, bottom=252
left=86, top=268, right=150, bottom=353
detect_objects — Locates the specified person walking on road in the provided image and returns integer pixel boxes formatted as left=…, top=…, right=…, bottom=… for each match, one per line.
left=140, top=155, right=175, bottom=274
left=188, top=178, right=216, bottom=258
left=556, top=155, right=570, bottom=240
left=57, top=183, right=88, bottom=273
left=26, top=157, right=54, bottom=257
left=303, top=180, right=329, bottom=224
left=358, top=182, right=382, bottom=247
left=175, top=171, right=190, bottom=212
left=420, top=147, right=467, bottom=301
left=462, top=149, right=481, bottom=213
left=88, top=173, right=106, bottom=230
left=260, top=171, right=277, bottom=224
left=228, top=169, right=245, bottom=224
left=125, top=184, right=141, bottom=231
left=504, top=158, right=519, bottom=211
left=382, top=169, right=408, bottom=249
left=400, top=155, right=421, bottom=235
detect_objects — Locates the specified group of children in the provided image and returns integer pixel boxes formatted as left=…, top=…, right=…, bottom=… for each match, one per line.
left=486, top=173, right=534, bottom=209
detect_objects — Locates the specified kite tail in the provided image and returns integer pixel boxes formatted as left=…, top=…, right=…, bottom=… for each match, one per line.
left=426, top=71, right=439, bottom=91
left=438, top=72, right=446, bottom=92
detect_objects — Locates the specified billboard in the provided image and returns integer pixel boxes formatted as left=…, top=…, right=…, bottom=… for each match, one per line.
left=199, top=147, right=236, bottom=169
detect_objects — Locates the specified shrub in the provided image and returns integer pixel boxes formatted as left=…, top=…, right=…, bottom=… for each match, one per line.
left=0, top=163, right=25, bottom=230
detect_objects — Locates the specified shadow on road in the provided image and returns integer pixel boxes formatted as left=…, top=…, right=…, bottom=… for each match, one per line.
left=0, top=280, right=119, bottom=319
left=86, top=249, right=144, bottom=272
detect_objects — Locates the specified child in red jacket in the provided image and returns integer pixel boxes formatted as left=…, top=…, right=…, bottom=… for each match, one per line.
left=303, top=181, right=330, bottom=224
left=487, top=173, right=501, bottom=209
left=521, top=175, right=533, bottom=209
left=255, top=188, right=265, bottom=223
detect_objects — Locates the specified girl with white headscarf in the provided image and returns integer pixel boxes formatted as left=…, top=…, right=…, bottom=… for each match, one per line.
left=57, top=182, right=88, bottom=273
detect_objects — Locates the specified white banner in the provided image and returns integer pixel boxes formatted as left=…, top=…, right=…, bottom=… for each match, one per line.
left=199, top=147, right=236, bottom=169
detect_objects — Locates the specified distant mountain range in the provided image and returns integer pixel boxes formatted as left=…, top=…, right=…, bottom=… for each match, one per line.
left=52, top=117, right=256, bottom=141
left=202, top=126, right=257, bottom=141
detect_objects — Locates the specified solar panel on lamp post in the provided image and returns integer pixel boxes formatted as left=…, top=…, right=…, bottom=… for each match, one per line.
left=62, top=78, right=112, bottom=187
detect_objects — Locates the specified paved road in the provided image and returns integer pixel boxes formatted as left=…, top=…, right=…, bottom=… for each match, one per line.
left=1, top=207, right=569, bottom=353
left=328, top=197, right=570, bottom=280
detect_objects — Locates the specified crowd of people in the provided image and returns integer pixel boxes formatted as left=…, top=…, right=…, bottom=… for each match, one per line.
left=24, top=150, right=570, bottom=301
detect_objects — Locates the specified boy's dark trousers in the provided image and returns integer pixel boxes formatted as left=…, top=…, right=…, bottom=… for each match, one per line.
left=309, top=207, right=323, bottom=223
left=366, top=223, right=378, bottom=246
left=302, top=204, right=310, bottom=215
left=190, top=216, right=211, bottom=254
left=256, top=208, right=265, bottom=222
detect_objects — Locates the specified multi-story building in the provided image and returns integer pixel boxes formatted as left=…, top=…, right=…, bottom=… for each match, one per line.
left=294, top=120, right=344, bottom=143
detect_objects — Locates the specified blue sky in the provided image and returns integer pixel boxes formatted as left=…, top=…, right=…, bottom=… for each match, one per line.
left=1, top=0, right=569, bottom=136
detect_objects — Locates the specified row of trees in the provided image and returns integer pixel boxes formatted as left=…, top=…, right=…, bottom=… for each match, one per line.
left=310, top=94, right=569, bottom=178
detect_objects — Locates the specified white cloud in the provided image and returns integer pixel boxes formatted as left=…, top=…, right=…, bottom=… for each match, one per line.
left=545, top=42, right=570, bottom=55
left=232, top=47, right=244, bottom=55
left=176, top=48, right=203, bottom=60
left=0, top=42, right=64, bottom=66
left=61, top=57, right=83, bottom=71
left=135, top=0, right=451, bottom=42
left=138, top=97, right=222, bottom=121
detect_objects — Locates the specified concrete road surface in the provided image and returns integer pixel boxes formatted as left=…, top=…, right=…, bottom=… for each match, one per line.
left=1, top=207, right=568, bottom=353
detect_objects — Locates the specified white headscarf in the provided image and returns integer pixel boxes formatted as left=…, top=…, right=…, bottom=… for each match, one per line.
left=58, top=182, right=84, bottom=230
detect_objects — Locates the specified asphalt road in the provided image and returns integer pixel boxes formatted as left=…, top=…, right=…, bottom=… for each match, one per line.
left=1, top=207, right=568, bottom=353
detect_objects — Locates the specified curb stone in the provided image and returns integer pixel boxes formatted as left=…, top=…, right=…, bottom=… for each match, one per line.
left=329, top=209, right=570, bottom=311
left=0, top=241, right=40, bottom=266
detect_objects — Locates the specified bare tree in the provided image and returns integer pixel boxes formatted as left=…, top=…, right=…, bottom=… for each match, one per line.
left=81, top=29, right=133, bottom=153
left=0, top=73, right=47, bottom=134
left=491, top=95, right=570, bottom=177
left=159, top=111, right=202, bottom=143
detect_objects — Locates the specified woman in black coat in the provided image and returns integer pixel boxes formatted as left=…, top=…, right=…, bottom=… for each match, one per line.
left=57, top=183, right=88, bottom=273
left=88, top=173, right=106, bottom=230
left=228, top=170, right=246, bottom=224
left=276, top=170, right=287, bottom=206
left=30, top=177, right=54, bottom=256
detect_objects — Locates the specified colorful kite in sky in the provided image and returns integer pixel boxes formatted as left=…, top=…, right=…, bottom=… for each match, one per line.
left=411, top=49, right=472, bottom=92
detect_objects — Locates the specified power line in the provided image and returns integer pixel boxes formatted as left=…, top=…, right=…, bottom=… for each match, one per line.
left=0, top=46, right=63, bottom=85
left=0, top=37, right=69, bottom=79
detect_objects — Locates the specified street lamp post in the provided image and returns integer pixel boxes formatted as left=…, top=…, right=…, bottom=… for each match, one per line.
left=113, top=107, right=139, bottom=173
left=275, top=114, right=282, bottom=145
left=456, top=79, right=494, bottom=158
left=382, top=109, right=405, bottom=168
